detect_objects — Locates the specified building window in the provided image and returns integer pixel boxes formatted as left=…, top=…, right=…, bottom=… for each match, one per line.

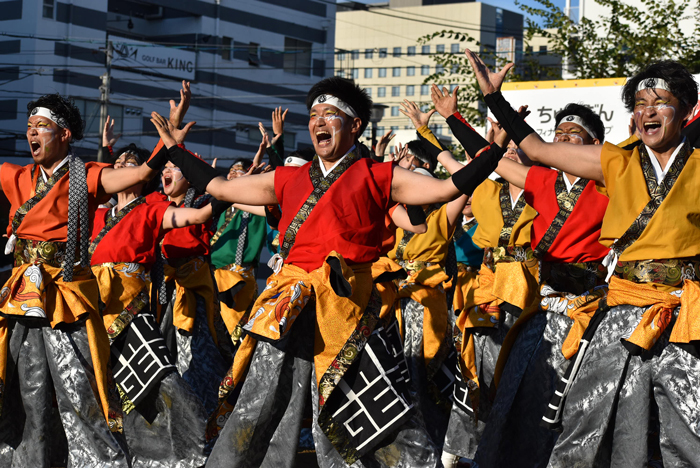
left=421, top=65, right=430, bottom=75
left=436, top=44, right=445, bottom=53
left=365, top=87, right=372, bottom=97
left=351, top=49, right=360, bottom=60
left=391, top=106, right=399, bottom=117
left=365, top=48, right=373, bottom=59
left=378, top=87, right=386, bottom=97
left=391, top=126, right=398, bottom=132
left=406, top=85, right=414, bottom=96
left=248, top=42, right=260, bottom=66
left=436, top=64, right=444, bottom=73
left=365, top=68, right=373, bottom=78
left=539, top=45, right=548, bottom=55
left=450, top=84, right=458, bottom=92
left=393, top=47, right=401, bottom=57
left=451, top=43, right=460, bottom=53
left=43, top=0, right=54, bottom=18
left=352, top=68, right=359, bottom=79
left=422, top=45, right=430, bottom=55
left=392, top=67, right=401, bottom=77
left=74, top=99, right=125, bottom=136
left=421, top=84, right=429, bottom=95
left=391, top=87, right=400, bottom=97
left=430, top=124, right=442, bottom=135
left=407, top=46, right=416, bottom=56
left=379, top=67, right=387, bottom=78
left=407, top=66, right=415, bottom=76
left=284, top=37, right=312, bottom=75
left=221, top=36, right=232, bottom=61
left=379, top=48, right=387, bottom=58
left=283, top=132, right=296, bottom=148
left=338, top=51, right=346, bottom=61
left=376, top=126, right=385, bottom=136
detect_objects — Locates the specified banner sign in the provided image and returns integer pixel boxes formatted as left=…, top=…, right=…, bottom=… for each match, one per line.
left=111, top=36, right=196, bottom=81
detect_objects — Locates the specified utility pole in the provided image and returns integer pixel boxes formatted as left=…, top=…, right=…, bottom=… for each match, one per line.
left=97, top=39, right=113, bottom=162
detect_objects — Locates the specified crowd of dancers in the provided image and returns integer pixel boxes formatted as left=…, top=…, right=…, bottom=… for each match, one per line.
left=0, top=48, right=699, bottom=468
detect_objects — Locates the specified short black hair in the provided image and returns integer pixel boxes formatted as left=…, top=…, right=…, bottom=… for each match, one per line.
left=622, top=60, right=698, bottom=116
left=555, top=103, right=606, bottom=142
left=27, top=94, right=84, bottom=141
left=306, top=77, right=372, bottom=136
left=112, top=143, right=150, bottom=164
left=289, top=147, right=316, bottom=162
left=230, top=158, right=253, bottom=171
left=406, top=139, right=435, bottom=173
left=111, top=143, right=160, bottom=195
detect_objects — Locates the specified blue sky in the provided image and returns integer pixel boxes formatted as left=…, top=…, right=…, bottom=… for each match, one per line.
left=351, top=0, right=567, bottom=23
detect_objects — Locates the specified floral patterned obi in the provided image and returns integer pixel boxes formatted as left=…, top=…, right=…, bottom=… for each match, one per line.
left=614, top=257, right=700, bottom=287
left=14, top=238, right=71, bottom=269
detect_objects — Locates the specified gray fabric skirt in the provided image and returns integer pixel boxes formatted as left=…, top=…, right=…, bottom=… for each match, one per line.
left=207, top=305, right=441, bottom=468
left=548, top=304, right=700, bottom=468
left=159, top=290, right=229, bottom=416
left=0, top=319, right=129, bottom=467
left=399, top=297, right=455, bottom=451
left=442, top=306, right=518, bottom=459
left=473, top=311, right=572, bottom=468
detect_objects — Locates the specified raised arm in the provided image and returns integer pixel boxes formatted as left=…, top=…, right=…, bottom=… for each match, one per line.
left=151, top=112, right=278, bottom=206
left=446, top=194, right=470, bottom=230
left=161, top=203, right=213, bottom=231
left=465, top=49, right=605, bottom=184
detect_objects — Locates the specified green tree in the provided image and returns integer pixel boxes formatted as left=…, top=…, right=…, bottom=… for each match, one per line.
left=519, top=0, right=700, bottom=78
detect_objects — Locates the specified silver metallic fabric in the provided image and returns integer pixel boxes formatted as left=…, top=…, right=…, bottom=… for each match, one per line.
left=123, top=372, right=207, bottom=468
left=548, top=304, right=700, bottom=468
left=399, top=297, right=453, bottom=450
left=159, top=290, right=229, bottom=415
left=474, top=310, right=572, bottom=468
left=0, top=320, right=128, bottom=467
left=442, top=308, right=518, bottom=459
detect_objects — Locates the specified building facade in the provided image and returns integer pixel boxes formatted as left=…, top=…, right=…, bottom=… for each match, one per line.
left=335, top=1, right=522, bottom=150
left=0, top=0, right=335, bottom=164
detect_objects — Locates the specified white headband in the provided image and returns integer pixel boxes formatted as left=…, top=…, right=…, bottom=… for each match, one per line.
left=558, top=114, right=599, bottom=140
left=311, top=94, right=358, bottom=118
left=284, top=156, right=309, bottom=167
left=413, top=168, right=434, bottom=178
left=29, top=107, right=68, bottom=129
left=637, top=77, right=671, bottom=93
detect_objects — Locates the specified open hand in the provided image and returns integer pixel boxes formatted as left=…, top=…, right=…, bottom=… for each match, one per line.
left=375, top=130, right=395, bottom=158
left=169, top=80, right=191, bottom=128
left=244, top=162, right=271, bottom=176
left=151, top=111, right=195, bottom=148
left=102, top=115, right=121, bottom=147
left=400, top=100, right=436, bottom=129
left=464, top=49, right=513, bottom=95
left=272, top=107, right=288, bottom=136
left=430, top=84, right=459, bottom=119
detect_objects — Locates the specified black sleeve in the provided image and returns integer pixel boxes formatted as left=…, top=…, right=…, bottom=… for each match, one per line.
left=266, top=141, right=286, bottom=168
left=406, top=204, right=427, bottom=226
left=210, top=198, right=232, bottom=220
left=166, top=145, right=222, bottom=193
left=451, top=144, right=506, bottom=196
left=265, top=205, right=282, bottom=230
left=146, top=142, right=169, bottom=170
left=483, top=91, right=536, bottom=145
left=446, top=115, right=490, bottom=159
left=415, top=134, right=442, bottom=170
left=682, top=115, right=700, bottom=148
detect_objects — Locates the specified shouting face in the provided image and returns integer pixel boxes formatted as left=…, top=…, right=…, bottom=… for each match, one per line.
left=633, top=88, right=690, bottom=151
left=308, top=103, right=361, bottom=162
left=161, top=161, right=189, bottom=197
left=26, top=115, right=69, bottom=166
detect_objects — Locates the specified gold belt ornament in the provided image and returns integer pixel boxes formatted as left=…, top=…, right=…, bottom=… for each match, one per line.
left=14, top=238, right=70, bottom=268
left=483, top=246, right=536, bottom=272
left=614, top=258, right=700, bottom=287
